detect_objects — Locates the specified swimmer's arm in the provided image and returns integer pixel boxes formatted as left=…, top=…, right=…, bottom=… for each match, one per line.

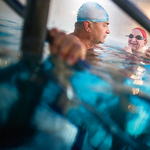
left=123, top=46, right=133, bottom=54
left=48, top=28, right=86, bottom=65
left=143, top=47, right=150, bottom=60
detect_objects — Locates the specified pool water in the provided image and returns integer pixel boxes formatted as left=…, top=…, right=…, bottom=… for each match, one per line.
left=0, top=19, right=22, bottom=68
left=1, top=18, right=150, bottom=150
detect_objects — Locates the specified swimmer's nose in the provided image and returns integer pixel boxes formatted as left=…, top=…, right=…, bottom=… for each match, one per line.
left=106, top=27, right=110, bottom=34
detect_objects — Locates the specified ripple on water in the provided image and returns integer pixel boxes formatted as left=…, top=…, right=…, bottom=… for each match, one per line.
left=0, top=19, right=22, bottom=51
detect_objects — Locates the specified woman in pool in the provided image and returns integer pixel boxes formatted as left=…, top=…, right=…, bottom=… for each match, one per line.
left=124, top=27, right=150, bottom=59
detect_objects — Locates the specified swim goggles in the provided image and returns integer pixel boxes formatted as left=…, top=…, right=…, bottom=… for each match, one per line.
left=126, top=34, right=145, bottom=40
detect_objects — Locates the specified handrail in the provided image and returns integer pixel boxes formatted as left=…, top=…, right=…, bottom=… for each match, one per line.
left=0, top=0, right=50, bottom=148
left=20, top=0, right=50, bottom=62
left=112, top=0, right=150, bottom=32
left=3, top=0, right=25, bottom=17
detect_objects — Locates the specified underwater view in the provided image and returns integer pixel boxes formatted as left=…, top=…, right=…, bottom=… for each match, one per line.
left=0, top=0, right=150, bottom=150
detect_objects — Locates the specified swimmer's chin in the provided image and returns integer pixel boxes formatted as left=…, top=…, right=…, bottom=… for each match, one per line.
left=99, top=40, right=105, bottom=44
left=101, top=37, right=107, bottom=44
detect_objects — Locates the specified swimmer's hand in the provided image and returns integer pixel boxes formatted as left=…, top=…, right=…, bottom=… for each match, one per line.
left=48, top=28, right=86, bottom=65
left=143, top=47, right=150, bottom=60
left=123, top=46, right=132, bottom=54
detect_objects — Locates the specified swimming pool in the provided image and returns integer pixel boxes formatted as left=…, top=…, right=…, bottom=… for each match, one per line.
left=1, top=16, right=150, bottom=150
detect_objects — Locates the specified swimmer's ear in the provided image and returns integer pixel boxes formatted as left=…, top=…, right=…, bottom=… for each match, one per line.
left=84, top=20, right=92, bottom=33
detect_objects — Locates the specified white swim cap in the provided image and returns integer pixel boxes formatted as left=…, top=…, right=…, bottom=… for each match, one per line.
left=77, top=2, right=109, bottom=22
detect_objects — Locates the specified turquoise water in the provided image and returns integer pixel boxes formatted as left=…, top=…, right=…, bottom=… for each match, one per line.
left=1, top=19, right=150, bottom=150
left=0, top=19, right=22, bottom=51
left=0, top=19, right=22, bottom=68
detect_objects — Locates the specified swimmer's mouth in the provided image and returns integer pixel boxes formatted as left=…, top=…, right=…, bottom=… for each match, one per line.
left=104, top=36, right=107, bottom=39
left=130, top=43, right=137, bottom=45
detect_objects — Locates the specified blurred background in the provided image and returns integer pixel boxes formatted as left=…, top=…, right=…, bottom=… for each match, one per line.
left=0, top=0, right=150, bottom=55
left=47, top=0, right=150, bottom=48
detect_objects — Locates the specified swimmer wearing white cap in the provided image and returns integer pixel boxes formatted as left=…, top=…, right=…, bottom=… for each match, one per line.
left=48, top=2, right=110, bottom=65
left=69, top=1, right=110, bottom=49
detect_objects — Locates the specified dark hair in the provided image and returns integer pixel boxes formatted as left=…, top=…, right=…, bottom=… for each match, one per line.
left=74, top=21, right=84, bottom=30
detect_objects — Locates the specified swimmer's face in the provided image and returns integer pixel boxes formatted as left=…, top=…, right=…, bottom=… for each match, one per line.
left=128, top=29, right=147, bottom=52
left=92, top=21, right=110, bottom=44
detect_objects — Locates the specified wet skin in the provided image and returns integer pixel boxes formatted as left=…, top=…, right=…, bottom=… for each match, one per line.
left=128, top=29, right=147, bottom=53
left=92, top=21, right=110, bottom=44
